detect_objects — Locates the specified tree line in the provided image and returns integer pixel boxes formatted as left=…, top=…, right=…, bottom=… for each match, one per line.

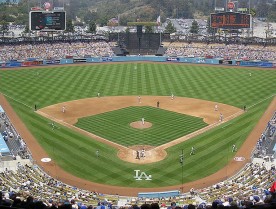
left=0, top=0, right=275, bottom=34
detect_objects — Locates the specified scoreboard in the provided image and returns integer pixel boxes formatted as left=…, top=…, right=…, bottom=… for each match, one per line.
left=210, top=12, right=251, bottom=29
left=29, top=11, right=66, bottom=31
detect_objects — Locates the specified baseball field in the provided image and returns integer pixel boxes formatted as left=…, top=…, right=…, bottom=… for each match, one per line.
left=0, top=62, right=275, bottom=195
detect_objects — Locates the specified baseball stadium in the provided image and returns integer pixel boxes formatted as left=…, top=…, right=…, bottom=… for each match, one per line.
left=0, top=4, right=276, bottom=209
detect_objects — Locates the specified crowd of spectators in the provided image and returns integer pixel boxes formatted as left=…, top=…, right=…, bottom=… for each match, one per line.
left=0, top=41, right=115, bottom=62
left=0, top=157, right=274, bottom=208
left=253, top=112, right=276, bottom=160
left=1, top=40, right=276, bottom=63
left=165, top=43, right=276, bottom=61
left=0, top=164, right=117, bottom=209
left=0, top=162, right=276, bottom=209
left=2, top=108, right=271, bottom=209
left=0, top=109, right=274, bottom=209
left=0, top=112, right=29, bottom=160
left=0, top=41, right=276, bottom=209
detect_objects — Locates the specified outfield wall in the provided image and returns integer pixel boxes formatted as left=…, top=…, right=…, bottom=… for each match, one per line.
left=1, top=56, right=275, bottom=68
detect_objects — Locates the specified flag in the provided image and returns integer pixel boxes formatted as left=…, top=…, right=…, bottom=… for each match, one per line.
left=156, top=15, right=161, bottom=26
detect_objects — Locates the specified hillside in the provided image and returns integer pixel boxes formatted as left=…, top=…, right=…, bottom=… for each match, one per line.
left=0, top=0, right=275, bottom=27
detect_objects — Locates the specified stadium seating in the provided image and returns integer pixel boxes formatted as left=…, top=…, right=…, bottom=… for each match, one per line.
left=0, top=42, right=276, bottom=209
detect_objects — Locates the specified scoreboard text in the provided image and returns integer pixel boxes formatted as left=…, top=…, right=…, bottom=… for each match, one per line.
left=210, top=12, right=251, bottom=29
left=29, top=11, right=66, bottom=31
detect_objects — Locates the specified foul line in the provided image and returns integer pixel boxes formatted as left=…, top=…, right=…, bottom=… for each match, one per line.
left=0, top=92, right=33, bottom=110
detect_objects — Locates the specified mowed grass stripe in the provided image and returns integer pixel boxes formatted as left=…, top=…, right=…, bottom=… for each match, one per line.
left=10, top=99, right=138, bottom=183
left=0, top=63, right=275, bottom=187
left=76, top=106, right=207, bottom=146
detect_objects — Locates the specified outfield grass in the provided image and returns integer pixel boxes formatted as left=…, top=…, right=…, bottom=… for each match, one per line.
left=75, top=106, right=208, bottom=146
left=0, top=63, right=275, bottom=187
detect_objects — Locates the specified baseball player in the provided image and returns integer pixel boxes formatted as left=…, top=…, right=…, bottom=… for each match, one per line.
left=142, top=117, right=145, bottom=125
left=62, top=106, right=66, bottom=113
left=140, top=148, right=145, bottom=158
left=136, top=150, right=140, bottom=160
left=179, top=154, right=184, bottom=164
left=97, top=92, right=100, bottom=98
left=232, top=144, right=236, bottom=152
left=171, top=93, right=174, bottom=100
left=50, top=122, right=56, bottom=130
left=214, top=104, right=218, bottom=111
left=190, top=147, right=195, bottom=155
left=220, top=113, right=224, bottom=122
left=96, top=149, right=99, bottom=158
left=138, top=96, right=141, bottom=103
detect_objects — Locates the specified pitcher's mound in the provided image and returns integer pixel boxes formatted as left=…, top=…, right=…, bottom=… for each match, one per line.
left=130, top=121, right=152, bottom=129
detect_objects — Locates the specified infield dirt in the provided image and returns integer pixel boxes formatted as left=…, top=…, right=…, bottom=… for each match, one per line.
left=38, top=96, right=242, bottom=164
left=0, top=95, right=276, bottom=196
left=0, top=94, right=275, bottom=196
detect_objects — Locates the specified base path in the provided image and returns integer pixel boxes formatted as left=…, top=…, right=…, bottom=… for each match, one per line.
left=1, top=94, right=275, bottom=196
left=38, top=96, right=242, bottom=164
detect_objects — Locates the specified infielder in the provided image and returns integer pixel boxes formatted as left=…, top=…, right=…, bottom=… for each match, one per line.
left=171, top=93, right=174, bottom=100
left=214, top=104, right=218, bottom=111
left=62, top=106, right=66, bottom=113
left=138, top=96, right=141, bottom=103
left=220, top=113, right=224, bottom=122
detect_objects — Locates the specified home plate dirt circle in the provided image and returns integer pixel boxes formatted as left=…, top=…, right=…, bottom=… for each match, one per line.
left=38, top=96, right=243, bottom=165
left=117, top=145, right=167, bottom=164
left=130, top=121, right=152, bottom=129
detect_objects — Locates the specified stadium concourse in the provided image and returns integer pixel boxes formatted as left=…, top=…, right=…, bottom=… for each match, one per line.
left=0, top=40, right=275, bottom=209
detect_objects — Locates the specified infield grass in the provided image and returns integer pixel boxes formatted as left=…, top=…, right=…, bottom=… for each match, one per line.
left=0, top=63, right=275, bottom=187
left=75, top=106, right=208, bottom=146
